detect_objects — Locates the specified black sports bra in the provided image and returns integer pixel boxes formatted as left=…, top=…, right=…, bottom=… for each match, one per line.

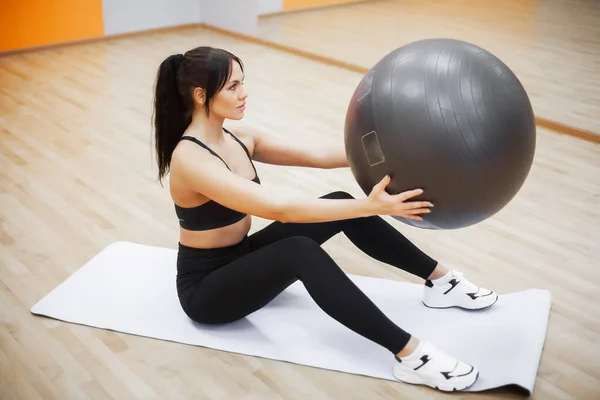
left=174, top=128, right=261, bottom=231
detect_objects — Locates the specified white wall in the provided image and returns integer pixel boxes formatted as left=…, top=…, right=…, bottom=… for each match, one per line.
left=258, top=0, right=283, bottom=15
left=103, top=0, right=202, bottom=36
left=102, top=0, right=267, bottom=37
left=199, top=0, right=259, bottom=36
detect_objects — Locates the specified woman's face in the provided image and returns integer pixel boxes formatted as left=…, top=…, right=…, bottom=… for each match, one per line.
left=210, top=61, right=247, bottom=120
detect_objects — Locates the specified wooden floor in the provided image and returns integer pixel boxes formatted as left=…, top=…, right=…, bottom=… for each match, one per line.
left=1, top=24, right=599, bottom=400
left=257, top=0, right=600, bottom=137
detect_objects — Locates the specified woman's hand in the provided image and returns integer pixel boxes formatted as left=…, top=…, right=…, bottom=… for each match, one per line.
left=367, top=175, right=433, bottom=221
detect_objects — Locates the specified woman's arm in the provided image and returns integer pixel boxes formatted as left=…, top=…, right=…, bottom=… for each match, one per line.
left=278, top=176, right=429, bottom=223
left=234, top=126, right=349, bottom=169
left=315, top=142, right=349, bottom=169
left=172, top=145, right=429, bottom=224
left=278, top=195, right=374, bottom=223
left=172, top=143, right=373, bottom=223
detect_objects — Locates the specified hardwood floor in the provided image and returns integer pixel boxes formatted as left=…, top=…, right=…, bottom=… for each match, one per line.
left=257, top=0, right=600, bottom=137
left=1, top=25, right=599, bottom=399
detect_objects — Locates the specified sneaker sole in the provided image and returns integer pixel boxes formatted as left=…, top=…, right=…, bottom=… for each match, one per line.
left=393, top=368, right=479, bottom=392
left=422, top=293, right=499, bottom=311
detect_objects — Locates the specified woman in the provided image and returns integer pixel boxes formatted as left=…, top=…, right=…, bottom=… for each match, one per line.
left=153, top=46, right=497, bottom=392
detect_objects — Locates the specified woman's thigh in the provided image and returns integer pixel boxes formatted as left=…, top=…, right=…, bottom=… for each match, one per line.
left=183, top=236, right=318, bottom=324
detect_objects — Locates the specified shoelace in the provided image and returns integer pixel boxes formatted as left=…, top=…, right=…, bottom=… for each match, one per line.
left=423, top=343, right=461, bottom=372
left=451, top=270, right=479, bottom=292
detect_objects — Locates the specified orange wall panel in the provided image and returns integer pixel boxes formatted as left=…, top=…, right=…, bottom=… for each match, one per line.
left=0, top=0, right=104, bottom=52
left=283, top=0, right=365, bottom=11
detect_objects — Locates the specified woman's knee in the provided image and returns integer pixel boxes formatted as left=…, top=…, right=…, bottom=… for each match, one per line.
left=320, top=190, right=355, bottom=200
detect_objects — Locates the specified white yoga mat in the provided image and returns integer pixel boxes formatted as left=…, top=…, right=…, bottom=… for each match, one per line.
left=31, top=241, right=551, bottom=396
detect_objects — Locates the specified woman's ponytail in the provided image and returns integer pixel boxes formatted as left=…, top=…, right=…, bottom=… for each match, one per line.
left=153, top=54, right=190, bottom=184
left=152, top=47, right=244, bottom=184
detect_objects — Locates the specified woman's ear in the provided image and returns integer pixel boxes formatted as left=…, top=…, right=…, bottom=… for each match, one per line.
left=193, top=87, right=205, bottom=105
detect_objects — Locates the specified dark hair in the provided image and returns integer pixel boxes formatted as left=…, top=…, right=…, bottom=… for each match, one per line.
left=153, top=46, right=244, bottom=183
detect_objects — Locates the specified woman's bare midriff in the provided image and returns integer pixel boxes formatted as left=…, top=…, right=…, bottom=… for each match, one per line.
left=179, top=215, right=252, bottom=249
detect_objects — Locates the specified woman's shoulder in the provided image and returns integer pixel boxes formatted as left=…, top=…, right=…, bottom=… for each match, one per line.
left=224, top=125, right=257, bottom=157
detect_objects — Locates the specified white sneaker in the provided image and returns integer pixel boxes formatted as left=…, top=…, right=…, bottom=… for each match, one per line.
left=393, top=340, right=479, bottom=391
left=423, top=270, right=498, bottom=310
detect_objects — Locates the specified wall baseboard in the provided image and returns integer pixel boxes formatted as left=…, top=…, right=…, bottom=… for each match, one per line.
left=535, top=118, right=599, bottom=144
left=0, top=23, right=202, bottom=57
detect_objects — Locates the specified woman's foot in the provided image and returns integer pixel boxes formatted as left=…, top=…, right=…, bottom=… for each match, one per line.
left=423, top=268, right=498, bottom=310
left=393, top=339, right=479, bottom=392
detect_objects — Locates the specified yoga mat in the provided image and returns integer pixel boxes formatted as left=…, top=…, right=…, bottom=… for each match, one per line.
left=31, top=241, right=551, bottom=396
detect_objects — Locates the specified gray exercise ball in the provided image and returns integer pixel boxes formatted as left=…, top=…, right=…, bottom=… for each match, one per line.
left=344, top=38, right=536, bottom=229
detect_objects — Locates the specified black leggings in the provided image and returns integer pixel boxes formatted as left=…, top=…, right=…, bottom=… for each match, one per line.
left=176, top=191, right=438, bottom=354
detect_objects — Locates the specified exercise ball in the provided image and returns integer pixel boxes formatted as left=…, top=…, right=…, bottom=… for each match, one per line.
left=344, top=38, right=536, bottom=229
